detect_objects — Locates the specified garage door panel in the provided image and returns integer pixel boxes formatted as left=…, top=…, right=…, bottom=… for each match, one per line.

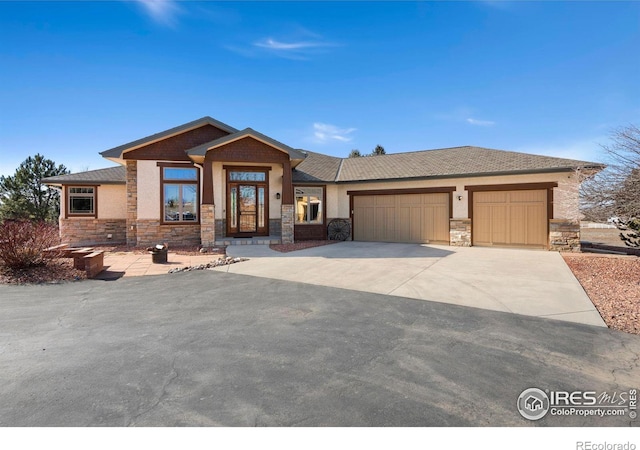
left=473, top=189, right=547, bottom=248
left=354, top=193, right=449, bottom=244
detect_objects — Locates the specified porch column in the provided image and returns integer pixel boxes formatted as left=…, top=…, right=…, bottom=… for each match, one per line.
left=126, top=160, right=138, bottom=246
left=281, top=160, right=294, bottom=244
left=200, top=156, right=215, bottom=247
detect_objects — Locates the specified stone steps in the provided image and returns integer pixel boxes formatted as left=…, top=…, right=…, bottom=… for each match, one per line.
left=215, top=237, right=281, bottom=246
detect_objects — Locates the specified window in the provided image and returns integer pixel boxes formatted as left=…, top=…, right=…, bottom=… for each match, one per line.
left=162, top=167, right=198, bottom=222
left=295, top=186, right=323, bottom=224
left=68, top=187, right=96, bottom=216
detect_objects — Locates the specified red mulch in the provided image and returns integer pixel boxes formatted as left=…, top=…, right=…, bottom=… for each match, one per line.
left=0, top=259, right=86, bottom=285
left=269, top=240, right=340, bottom=253
left=563, top=253, right=640, bottom=335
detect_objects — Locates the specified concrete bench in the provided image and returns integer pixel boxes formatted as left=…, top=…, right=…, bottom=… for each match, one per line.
left=83, top=251, right=105, bottom=278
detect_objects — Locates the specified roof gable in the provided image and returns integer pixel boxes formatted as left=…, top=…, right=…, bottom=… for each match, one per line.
left=187, top=128, right=307, bottom=162
left=100, top=117, right=238, bottom=160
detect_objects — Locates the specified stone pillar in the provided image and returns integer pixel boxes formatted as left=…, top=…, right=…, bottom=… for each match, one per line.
left=126, top=160, right=137, bottom=246
left=549, top=219, right=580, bottom=252
left=200, top=204, right=215, bottom=247
left=281, top=204, right=294, bottom=244
left=449, top=218, right=471, bottom=246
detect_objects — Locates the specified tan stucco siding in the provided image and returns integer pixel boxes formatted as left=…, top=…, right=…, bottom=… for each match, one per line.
left=336, top=172, right=577, bottom=219
left=137, top=160, right=161, bottom=220
left=98, top=184, right=126, bottom=219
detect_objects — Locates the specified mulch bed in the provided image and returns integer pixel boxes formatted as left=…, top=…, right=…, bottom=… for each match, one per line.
left=269, top=240, right=340, bottom=253
left=563, top=254, right=640, bottom=335
left=0, top=259, right=86, bottom=285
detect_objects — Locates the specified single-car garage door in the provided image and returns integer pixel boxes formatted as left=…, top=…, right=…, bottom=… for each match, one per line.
left=473, top=190, right=547, bottom=248
left=353, top=193, right=450, bottom=243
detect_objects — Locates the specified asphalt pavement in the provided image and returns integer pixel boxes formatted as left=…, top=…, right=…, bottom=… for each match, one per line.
left=1, top=271, right=638, bottom=426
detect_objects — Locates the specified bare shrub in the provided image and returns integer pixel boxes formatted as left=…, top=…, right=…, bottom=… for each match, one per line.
left=0, top=220, right=61, bottom=269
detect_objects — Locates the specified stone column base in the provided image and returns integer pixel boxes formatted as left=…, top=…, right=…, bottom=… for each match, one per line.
left=549, top=219, right=580, bottom=252
left=200, top=204, right=215, bottom=247
left=450, top=218, right=471, bottom=247
left=281, top=204, right=294, bottom=244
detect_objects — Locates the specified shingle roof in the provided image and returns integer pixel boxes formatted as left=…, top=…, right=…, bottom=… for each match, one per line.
left=42, top=166, right=126, bottom=185
left=100, top=116, right=238, bottom=159
left=295, top=146, right=603, bottom=183
left=187, top=128, right=307, bottom=161
left=292, top=150, right=343, bottom=182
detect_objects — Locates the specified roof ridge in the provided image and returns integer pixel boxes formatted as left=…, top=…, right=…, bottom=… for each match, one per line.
left=334, top=157, right=346, bottom=182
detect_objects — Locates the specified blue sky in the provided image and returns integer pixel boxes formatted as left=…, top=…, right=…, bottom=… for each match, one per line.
left=1, top=1, right=638, bottom=176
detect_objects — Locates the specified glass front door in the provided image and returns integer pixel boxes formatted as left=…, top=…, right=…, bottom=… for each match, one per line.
left=227, top=174, right=268, bottom=236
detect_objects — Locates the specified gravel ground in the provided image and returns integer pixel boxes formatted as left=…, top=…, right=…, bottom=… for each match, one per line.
left=581, top=227, right=626, bottom=247
left=563, top=254, right=640, bottom=335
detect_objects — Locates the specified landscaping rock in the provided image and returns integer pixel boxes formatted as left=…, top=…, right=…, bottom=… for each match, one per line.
left=168, top=256, right=248, bottom=274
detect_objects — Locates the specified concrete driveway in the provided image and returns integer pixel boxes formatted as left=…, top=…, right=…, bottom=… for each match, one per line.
left=0, top=272, right=638, bottom=426
left=222, top=242, right=605, bottom=327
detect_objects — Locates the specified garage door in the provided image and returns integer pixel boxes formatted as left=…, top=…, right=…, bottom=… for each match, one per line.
left=353, top=193, right=449, bottom=243
left=473, top=190, right=547, bottom=248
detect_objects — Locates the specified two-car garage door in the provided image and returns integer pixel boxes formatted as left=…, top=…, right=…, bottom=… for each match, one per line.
left=352, top=188, right=549, bottom=248
left=353, top=193, right=450, bottom=244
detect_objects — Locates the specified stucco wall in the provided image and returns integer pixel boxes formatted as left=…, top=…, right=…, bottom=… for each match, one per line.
left=97, top=184, right=127, bottom=219
left=137, top=160, right=161, bottom=220
left=335, top=171, right=578, bottom=219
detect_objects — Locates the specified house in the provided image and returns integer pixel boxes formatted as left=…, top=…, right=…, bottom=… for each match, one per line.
left=43, top=116, right=603, bottom=251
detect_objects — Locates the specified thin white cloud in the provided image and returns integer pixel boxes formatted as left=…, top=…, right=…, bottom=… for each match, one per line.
left=313, top=123, right=356, bottom=143
left=247, top=34, right=337, bottom=60
left=133, top=0, right=182, bottom=27
left=255, top=38, right=328, bottom=51
left=466, top=118, right=496, bottom=127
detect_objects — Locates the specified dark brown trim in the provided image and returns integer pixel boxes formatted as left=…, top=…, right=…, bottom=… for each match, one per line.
left=281, top=160, right=293, bottom=205
left=464, top=182, right=558, bottom=192
left=347, top=186, right=456, bottom=196
left=202, top=156, right=213, bottom=205
left=347, top=187, right=456, bottom=242
left=466, top=183, right=556, bottom=249
left=223, top=165, right=273, bottom=172
left=159, top=163, right=200, bottom=225
left=156, top=162, right=195, bottom=168
left=65, top=185, right=99, bottom=219
left=225, top=166, right=270, bottom=237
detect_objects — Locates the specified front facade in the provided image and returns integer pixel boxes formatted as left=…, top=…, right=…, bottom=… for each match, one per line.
left=44, top=116, right=603, bottom=251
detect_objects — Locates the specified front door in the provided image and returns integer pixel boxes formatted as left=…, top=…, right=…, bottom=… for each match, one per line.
left=227, top=169, right=269, bottom=236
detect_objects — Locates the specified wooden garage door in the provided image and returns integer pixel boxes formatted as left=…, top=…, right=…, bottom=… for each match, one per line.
left=473, top=190, right=547, bottom=248
left=353, top=193, right=449, bottom=243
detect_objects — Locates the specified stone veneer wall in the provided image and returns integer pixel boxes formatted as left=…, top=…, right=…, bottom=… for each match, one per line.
left=135, top=220, right=201, bottom=247
left=549, top=219, right=580, bottom=252
left=449, top=219, right=471, bottom=247
left=126, top=160, right=138, bottom=246
left=214, top=219, right=226, bottom=238
left=59, top=218, right=126, bottom=246
left=281, top=204, right=294, bottom=244
left=269, top=219, right=282, bottom=237
left=200, top=205, right=215, bottom=247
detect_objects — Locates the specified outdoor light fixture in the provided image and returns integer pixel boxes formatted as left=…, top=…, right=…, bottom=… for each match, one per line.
left=457, top=195, right=463, bottom=201
left=276, top=193, right=281, bottom=200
